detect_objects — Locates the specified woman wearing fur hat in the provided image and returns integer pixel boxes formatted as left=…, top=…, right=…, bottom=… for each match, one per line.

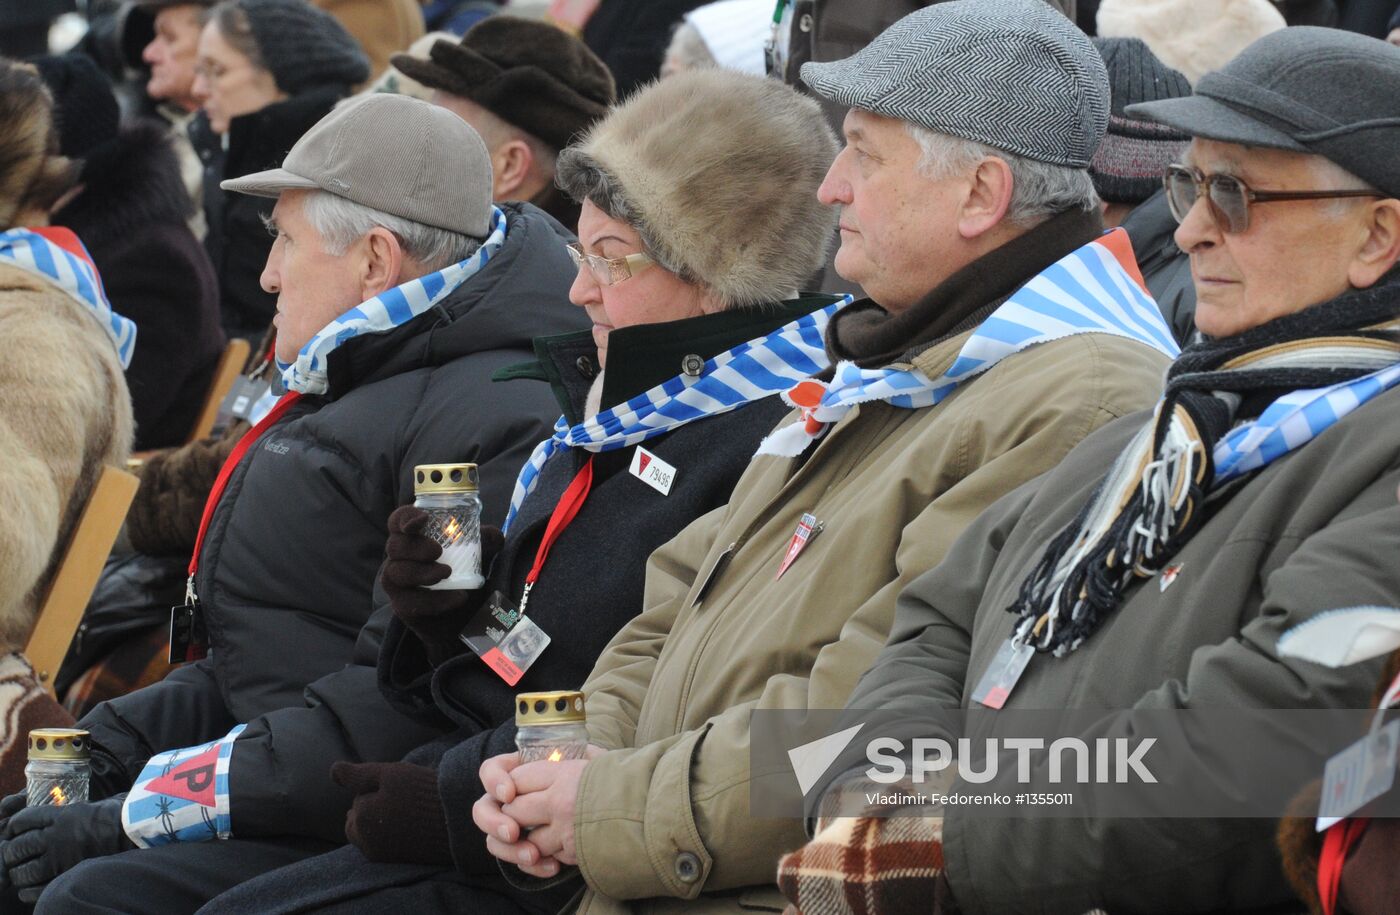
left=194, top=68, right=846, bottom=915
left=0, top=60, right=135, bottom=795
left=192, top=0, right=369, bottom=341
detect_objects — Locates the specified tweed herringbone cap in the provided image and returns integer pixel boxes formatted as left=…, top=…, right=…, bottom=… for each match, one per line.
left=800, top=0, right=1109, bottom=168
left=221, top=94, right=493, bottom=238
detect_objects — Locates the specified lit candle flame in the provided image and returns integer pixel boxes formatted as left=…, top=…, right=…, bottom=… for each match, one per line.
left=442, top=518, right=461, bottom=542
left=548, top=749, right=563, bottom=763
left=49, top=785, right=67, bottom=806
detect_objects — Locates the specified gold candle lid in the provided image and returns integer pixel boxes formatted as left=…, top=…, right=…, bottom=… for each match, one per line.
left=516, top=691, right=585, bottom=726
left=28, top=729, right=89, bottom=760
left=413, top=463, right=479, bottom=495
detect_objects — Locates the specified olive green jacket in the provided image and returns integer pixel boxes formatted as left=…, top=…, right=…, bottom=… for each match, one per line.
left=565, top=328, right=1170, bottom=914
left=847, top=389, right=1400, bottom=914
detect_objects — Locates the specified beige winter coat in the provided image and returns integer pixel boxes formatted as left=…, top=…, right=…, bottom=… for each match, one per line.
left=565, top=327, right=1171, bottom=914
left=0, top=262, right=133, bottom=648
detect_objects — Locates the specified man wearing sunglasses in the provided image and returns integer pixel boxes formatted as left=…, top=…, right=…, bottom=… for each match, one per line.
left=779, top=25, right=1400, bottom=915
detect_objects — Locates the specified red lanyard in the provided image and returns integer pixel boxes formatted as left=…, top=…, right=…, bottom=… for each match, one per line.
left=1318, top=815, right=1369, bottom=915
left=187, top=392, right=303, bottom=581
left=518, top=456, right=594, bottom=613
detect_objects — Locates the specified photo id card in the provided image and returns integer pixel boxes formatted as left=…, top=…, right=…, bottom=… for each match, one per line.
left=459, top=591, right=551, bottom=686
left=971, top=638, right=1035, bottom=710
left=1318, top=719, right=1400, bottom=831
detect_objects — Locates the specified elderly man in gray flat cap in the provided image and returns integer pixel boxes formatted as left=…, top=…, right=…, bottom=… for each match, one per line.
left=780, top=25, right=1400, bottom=915
left=1, top=93, right=585, bottom=914
left=455, top=2, right=1175, bottom=913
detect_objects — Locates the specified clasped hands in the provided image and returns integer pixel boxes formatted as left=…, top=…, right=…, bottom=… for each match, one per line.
left=471, top=746, right=606, bottom=878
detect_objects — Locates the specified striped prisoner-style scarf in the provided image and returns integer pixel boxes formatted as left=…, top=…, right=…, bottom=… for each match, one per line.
left=756, top=229, right=1180, bottom=458
left=1010, top=277, right=1400, bottom=656
left=503, top=299, right=845, bottom=531
left=278, top=207, right=507, bottom=395
left=0, top=227, right=137, bottom=368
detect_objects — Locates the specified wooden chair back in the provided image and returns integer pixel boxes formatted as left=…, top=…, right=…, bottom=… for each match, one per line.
left=24, top=466, right=141, bottom=693
left=186, top=338, right=251, bottom=443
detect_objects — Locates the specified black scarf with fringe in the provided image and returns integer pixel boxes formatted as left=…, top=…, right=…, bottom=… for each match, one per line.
left=1007, top=274, right=1400, bottom=656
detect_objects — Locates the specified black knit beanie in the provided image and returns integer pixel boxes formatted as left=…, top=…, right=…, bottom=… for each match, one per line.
left=31, top=53, right=121, bottom=169
left=1090, top=37, right=1191, bottom=205
left=235, top=0, right=370, bottom=95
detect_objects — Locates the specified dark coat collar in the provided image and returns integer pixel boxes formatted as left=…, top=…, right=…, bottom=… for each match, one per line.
left=506, top=294, right=840, bottom=426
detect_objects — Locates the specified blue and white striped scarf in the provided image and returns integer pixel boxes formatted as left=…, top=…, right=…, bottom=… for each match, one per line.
left=503, top=299, right=846, bottom=531
left=0, top=227, right=137, bottom=368
left=756, top=230, right=1179, bottom=457
left=278, top=207, right=507, bottom=395
left=1213, top=360, right=1400, bottom=483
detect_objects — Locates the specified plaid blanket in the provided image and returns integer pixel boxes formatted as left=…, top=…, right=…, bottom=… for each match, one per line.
left=777, top=814, right=945, bottom=915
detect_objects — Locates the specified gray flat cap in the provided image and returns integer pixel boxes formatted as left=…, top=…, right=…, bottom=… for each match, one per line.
left=799, top=0, right=1108, bottom=168
left=222, top=94, right=494, bottom=238
left=1128, top=27, right=1400, bottom=199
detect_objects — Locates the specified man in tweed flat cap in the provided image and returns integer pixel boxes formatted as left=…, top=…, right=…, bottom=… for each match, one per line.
left=779, top=25, right=1400, bottom=915
left=457, top=3, right=1172, bottom=914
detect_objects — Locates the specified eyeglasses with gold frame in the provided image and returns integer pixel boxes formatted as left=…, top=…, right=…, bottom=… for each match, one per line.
left=565, top=242, right=655, bottom=287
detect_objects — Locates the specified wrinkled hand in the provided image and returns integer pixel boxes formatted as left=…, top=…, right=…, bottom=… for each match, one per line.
left=3, top=796, right=132, bottom=903
left=382, top=505, right=503, bottom=662
left=331, top=760, right=451, bottom=865
left=472, top=748, right=604, bottom=879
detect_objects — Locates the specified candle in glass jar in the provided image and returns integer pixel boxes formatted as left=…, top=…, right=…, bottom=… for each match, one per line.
left=413, top=463, right=485, bottom=590
left=516, top=691, right=588, bottom=763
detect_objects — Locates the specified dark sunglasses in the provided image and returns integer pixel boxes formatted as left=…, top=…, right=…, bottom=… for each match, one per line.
left=1163, top=164, right=1382, bottom=234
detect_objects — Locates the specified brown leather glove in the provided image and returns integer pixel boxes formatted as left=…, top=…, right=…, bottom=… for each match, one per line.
left=381, top=505, right=504, bottom=663
left=331, top=761, right=452, bottom=865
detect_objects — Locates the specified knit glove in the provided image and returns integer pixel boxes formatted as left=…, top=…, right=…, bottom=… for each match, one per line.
left=2, top=795, right=132, bottom=903
left=777, top=815, right=946, bottom=915
left=331, top=761, right=452, bottom=865
left=381, top=505, right=504, bottom=664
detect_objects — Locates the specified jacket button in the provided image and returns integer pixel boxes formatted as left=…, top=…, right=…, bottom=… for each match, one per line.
left=799, top=12, right=813, bottom=32
left=675, top=851, right=701, bottom=883
left=575, top=355, right=597, bottom=380
left=681, top=354, right=705, bottom=377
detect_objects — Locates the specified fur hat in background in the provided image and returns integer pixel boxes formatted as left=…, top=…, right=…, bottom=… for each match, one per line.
left=217, top=0, right=370, bottom=95
left=557, top=69, right=837, bottom=308
left=1097, top=0, right=1286, bottom=84
left=392, top=16, right=615, bottom=152
left=0, top=61, right=79, bottom=230
left=1090, top=38, right=1190, bottom=205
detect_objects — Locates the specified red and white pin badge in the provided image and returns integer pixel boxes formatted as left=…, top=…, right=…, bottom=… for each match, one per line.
left=776, top=512, right=823, bottom=580
left=1159, top=563, right=1184, bottom=593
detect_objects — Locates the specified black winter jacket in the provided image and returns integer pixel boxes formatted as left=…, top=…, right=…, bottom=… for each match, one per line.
left=197, top=87, right=346, bottom=341
left=57, top=121, right=226, bottom=450
left=1120, top=189, right=1197, bottom=348
left=379, top=295, right=841, bottom=875
left=78, top=205, right=588, bottom=832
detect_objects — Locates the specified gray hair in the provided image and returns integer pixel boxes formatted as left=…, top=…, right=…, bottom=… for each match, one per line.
left=554, top=147, right=694, bottom=282
left=300, top=190, right=482, bottom=272
left=1306, top=155, right=1381, bottom=217
left=906, top=123, right=1099, bottom=226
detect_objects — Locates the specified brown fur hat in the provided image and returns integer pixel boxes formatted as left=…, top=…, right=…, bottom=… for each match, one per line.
left=0, top=61, right=79, bottom=231
left=556, top=69, right=837, bottom=308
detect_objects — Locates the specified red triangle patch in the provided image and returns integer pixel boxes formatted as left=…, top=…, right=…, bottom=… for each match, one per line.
left=637, top=453, right=652, bottom=474
left=142, top=744, right=220, bottom=807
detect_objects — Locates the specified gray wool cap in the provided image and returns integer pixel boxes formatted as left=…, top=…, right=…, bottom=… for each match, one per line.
left=799, top=0, right=1109, bottom=168
left=1128, top=27, right=1400, bottom=199
left=221, top=94, right=494, bottom=238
